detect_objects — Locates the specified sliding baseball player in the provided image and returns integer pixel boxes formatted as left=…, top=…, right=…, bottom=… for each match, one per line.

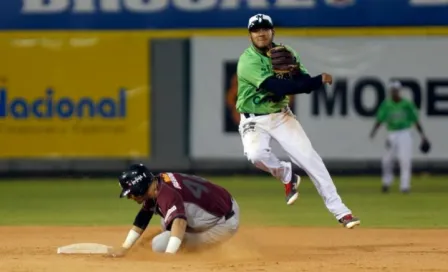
left=106, top=164, right=239, bottom=257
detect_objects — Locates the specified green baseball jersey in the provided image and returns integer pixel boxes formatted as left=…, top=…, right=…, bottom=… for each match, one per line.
left=376, top=98, right=419, bottom=131
left=236, top=44, right=308, bottom=114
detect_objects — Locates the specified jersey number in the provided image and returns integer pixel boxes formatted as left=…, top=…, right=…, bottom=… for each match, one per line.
left=179, top=174, right=209, bottom=199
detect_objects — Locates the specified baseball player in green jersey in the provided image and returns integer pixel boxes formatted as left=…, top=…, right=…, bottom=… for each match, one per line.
left=236, top=13, right=360, bottom=229
left=370, top=81, right=429, bottom=194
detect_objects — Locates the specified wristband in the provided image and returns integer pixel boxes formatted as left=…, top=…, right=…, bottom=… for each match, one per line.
left=122, top=229, right=140, bottom=249
left=165, top=236, right=182, bottom=254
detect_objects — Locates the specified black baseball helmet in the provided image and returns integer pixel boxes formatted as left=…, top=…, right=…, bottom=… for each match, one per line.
left=118, top=163, right=155, bottom=198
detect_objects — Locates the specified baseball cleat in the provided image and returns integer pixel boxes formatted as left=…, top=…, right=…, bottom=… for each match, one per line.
left=401, top=189, right=410, bottom=194
left=285, top=174, right=301, bottom=205
left=339, top=214, right=361, bottom=229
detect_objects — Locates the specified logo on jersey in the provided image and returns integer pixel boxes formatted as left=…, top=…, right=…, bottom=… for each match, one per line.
left=164, top=205, right=177, bottom=223
left=161, top=173, right=171, bottom=183
left=161, top=173, right=182, bottom=189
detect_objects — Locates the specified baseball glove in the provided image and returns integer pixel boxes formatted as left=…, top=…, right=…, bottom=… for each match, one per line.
left=266, top=45, right=298, bottom=74
left=420, top=138, right=431, bottom=154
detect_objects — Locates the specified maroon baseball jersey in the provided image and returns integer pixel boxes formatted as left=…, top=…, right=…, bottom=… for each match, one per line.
left=141, top=172, right=233, bottom=230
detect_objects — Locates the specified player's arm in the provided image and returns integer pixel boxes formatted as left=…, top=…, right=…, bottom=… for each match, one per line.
left=237, top=55, right=324, bottom=96
left=260, top=74, right=325, bottom=96
left=369, top=121, right=382, bottom=139
left=409, top=102, right=427, bottom=140
left=415, top=121, right=426, bottom=139
left=124, top=208, right=154, bottom=248
left=107, top=207, right=154, bottom=257
left=282, top=45, right=334, bottom=92
left=158, top=191, right=188, bottom=254
left=370, top=101, right=386, bottom=139
left=165, top=218, right=188, bottom=254
left=261, top=45, right=332, bottom=95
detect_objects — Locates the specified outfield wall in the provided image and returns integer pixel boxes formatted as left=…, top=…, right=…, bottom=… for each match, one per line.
left=1, top=1, right=448, bottom=177
left=1, top=34, right=448, bottom=177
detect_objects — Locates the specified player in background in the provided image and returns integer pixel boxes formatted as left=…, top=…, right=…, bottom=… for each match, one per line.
left=370, top=81, right=429, bottom=194
left=106, top=164, right=239, bottom=257
left=236, top=13, right=360, bottom=229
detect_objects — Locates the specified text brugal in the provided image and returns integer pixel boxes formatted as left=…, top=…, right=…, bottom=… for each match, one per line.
left=22, top=0, right=316, bottom=13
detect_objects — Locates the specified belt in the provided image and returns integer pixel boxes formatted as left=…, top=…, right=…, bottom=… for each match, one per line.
left=225, top=210, right=235, bottom=220
left=242, top=106, right=289, bottom=118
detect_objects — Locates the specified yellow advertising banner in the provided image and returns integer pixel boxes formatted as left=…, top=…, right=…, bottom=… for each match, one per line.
left=0, top=33, right=150, bottom=158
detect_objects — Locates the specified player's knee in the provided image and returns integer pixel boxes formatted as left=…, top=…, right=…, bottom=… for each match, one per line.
left=151, top=231, right=171, bottom=253
left=245, top=149, right=270, bottom=166
left=381, top=156, right=392, bottom=165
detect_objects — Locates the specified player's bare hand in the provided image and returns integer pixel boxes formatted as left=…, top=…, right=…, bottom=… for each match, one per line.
left=321, top=73, right=333, bottom=85
left=105, top=247, right=127, bottom=258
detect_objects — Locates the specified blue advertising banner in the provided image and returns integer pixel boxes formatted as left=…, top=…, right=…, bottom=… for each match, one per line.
left=1, top=0, right=448, bottom=30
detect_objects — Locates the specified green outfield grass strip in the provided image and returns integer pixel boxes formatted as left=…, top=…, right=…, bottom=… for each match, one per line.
left=0, top=176, right=447, bottom=228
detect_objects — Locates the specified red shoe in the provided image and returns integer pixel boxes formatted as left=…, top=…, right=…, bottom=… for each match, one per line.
left=285, top=174, right=301, bottom=205
left=338, top=214, right=361, bottom=229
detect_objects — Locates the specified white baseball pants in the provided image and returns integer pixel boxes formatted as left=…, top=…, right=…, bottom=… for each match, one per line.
left=238, top=108, right=352, bottom=220
left=382, top=128, right=413, bottom=191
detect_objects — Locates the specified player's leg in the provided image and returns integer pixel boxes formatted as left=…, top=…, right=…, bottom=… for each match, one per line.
left=239, top=115, right=300, bottom=204
left=182, top=199, right=240, bottom=250
left=151, top=200, right=240, bottom=252
left=151, top=231, right=171, bottom=252
left=149, top=218, right=170, bottom=252
left=270, top=112, right=359, bottom=228
left=397, top=130, right=413, bottom=193
left=381, top=134, right=398, bottom=192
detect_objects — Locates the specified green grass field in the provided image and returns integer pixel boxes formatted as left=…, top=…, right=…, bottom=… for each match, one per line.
left=1, top=175, right=447, bottom=228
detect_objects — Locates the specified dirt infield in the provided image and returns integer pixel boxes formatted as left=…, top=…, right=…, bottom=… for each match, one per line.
left=1, top=226, right=448, bottom=272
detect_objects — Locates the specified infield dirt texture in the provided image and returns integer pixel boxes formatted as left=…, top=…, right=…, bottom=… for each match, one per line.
left=1, top=176, right=448, bottom=271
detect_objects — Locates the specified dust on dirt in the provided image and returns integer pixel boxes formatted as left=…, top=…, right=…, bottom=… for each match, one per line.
left=1, top=226, right=448, bottom=272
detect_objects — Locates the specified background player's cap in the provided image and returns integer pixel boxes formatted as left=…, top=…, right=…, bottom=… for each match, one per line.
left=388, top=80, right=402, bottom=90
left=248, top=14, right=274, bottom=32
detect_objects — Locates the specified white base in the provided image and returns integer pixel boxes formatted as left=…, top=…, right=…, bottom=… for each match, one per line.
left=57, top=243, right=112, bottom=254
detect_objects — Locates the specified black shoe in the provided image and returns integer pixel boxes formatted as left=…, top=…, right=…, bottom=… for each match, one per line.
left=382, top=185, right=389, bottom=193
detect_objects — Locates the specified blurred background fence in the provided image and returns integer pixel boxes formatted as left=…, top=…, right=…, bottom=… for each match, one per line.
left=1, top=0, right=448, bottom=178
